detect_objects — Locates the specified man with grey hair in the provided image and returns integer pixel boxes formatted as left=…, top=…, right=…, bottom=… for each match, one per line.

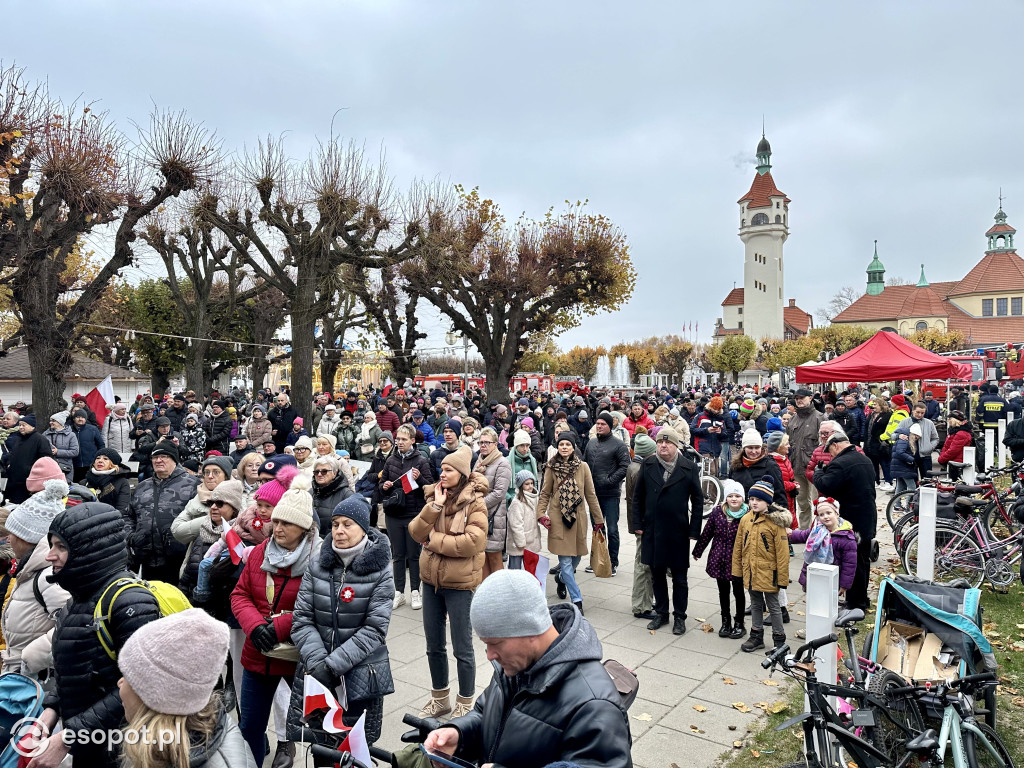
left=788, top=389, right=825, bottom=529
left=424, top=569, right=632, bottom=768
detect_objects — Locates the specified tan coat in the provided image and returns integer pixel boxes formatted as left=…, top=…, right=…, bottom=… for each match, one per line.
left=731, top=504, right=792, bottom=593
left=536, top=460, right=604, bottom=557
left=409, top=473, right=489, bottom=591
left=1, top=539, right=71, bottom=674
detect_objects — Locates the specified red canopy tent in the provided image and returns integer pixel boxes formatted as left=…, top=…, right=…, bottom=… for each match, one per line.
left=795, top=331, right=972, bottom=384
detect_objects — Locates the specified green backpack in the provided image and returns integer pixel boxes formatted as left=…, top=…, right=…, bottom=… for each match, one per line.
left=93, top=578, right=192, bottom=660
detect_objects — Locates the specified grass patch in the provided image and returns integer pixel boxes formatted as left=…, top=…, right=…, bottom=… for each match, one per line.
left=715, top=682, right=804, bottom=768
left=975, top=579, right=1024, bottom=765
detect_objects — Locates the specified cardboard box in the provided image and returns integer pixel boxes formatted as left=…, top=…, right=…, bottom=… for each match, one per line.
left=914, top=633, right=958, bottom=681
left=879, top=621, right=925, bottom=678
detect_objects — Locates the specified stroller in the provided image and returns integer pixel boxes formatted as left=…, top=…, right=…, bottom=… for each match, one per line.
left=865, top=575, right=996, bottom=727
left=0, top=673, right=45, bottom=768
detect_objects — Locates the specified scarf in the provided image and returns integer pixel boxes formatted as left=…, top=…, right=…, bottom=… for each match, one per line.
left=725, top=503, right=748, bottom=520
left=477, top=446, right=500, bottom=469
left=657, top=454, right=677, bottom=482
left=332, top=535, right=369, bottom=567
left=360, top=421, right=377, bottom=441
left=550, top=454, right=583, bottom=529
left=803, top=518, right=851, bottom=566
left=262, top=533, right=314, bottom=577
left=90, top=467, right=116, bottom=477
left=434, top=483, right=470, bottom=535
left=741, top=453, right=762, bottom=468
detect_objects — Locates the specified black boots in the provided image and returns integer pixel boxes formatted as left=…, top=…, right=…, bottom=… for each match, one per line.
left=730, top=614, right=746, bottom=639
left=772, top=632, right=787, bottom=649
left=741, top=630, right=765, bottom=653
left=574, top=600, right=584, bottom=616
left=672, top=616, right=685, bottom=635
left=647, top=613, right=669, bottom=631
left=718, top=615, right=732, bottom=638
left=782, top=607, right=791, bottom=624
left=555, top=573, right=567, bottom=600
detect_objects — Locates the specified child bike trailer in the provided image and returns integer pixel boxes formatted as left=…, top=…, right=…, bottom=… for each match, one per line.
left=0, top=673, right=44, bottom=768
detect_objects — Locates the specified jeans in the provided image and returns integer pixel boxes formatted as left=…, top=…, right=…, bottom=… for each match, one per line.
left=895, top=477, right=918, bottom=494
left=719, top=442, right=731, bottom=477
left=385, top=517, right=421, bottom=593
left=750, top=590, right=784, bottom=636
left=631, top=534, right=653, bottom=614
left=717, top=577, right=745, bottom=619
left=597, top=496, right=620, bottom=568
left=422, top=586, right=475, bottom=697
left=651, top=565, right=688, bottom=619
left=239, top=669, right=293, bottom=765
left=558, top=555, right=582, bottom=603
left=507, top=555, right=523, bottom=569
left=194, top=550, right=227, bottom=600
left=870, top=454, right=893, bottom=483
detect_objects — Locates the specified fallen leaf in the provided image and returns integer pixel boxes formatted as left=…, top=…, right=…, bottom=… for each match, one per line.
left=695, top=617, right=707, bottom=622
left=762, top=679, right=780, bottom=686
left=848, top=762, right=859, bottom=768
left=733, top=741, right=743, bottom=748
left=723, top=677, right=737, bottom=685
left=649, top=630, right=656, bottom=635
left=690, top=725, right=706, bottom=734
left=769, top=701, right=790, bottom=714
left=693, top=705, right=708, bottom=712
left=1012, top=696, right=1024, bottom=708
left=750, top=750, right=761, bottom=758
left=728, top=725, right=738, bottom=730
left=796, top=611, right=806, bottom=616
left=701, top=623, right=715, bottom=633
left=733, top=702, right=753, bottom=713
left=1016, top=623, right=1024, bottom=630
left=632, top=712, right=652, bottom=721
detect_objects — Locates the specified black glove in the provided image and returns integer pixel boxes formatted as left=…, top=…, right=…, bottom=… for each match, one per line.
left=250, top=620, right=278, bottom=654
left=307, top=660, right=336, bottom=689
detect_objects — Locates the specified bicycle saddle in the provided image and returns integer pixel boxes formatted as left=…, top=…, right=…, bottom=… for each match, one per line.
left=905, top=729, right=938, bottom=754
left=953, top=485, right=985, bottom=495
left=924, top=469, right=948, bottom=478
left=834, top=608, right=864, bottom=627
left=954, top=496, right=987, bottom=510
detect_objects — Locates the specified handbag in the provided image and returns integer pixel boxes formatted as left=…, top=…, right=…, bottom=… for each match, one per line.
left=261, top=573, right=300, bottom=662
left=590, top=529, right=612, bottom=578
left=381, top=485, right=405, bottom=511
left=360, top=441, right=374, bottom=455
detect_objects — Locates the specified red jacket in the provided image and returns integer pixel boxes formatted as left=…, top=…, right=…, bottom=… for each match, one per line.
left=939, top=427, right=973, bottom=465
left=770, top=452, right=798, bottom=528
left=374, top=409, right=401, bottom=435
left=623, top=412, right=655, bottom=437
left=230, top=538, right=306, bottom=677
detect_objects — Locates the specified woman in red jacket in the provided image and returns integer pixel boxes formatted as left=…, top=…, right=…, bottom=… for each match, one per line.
left=622, top=402, right=655, bottom=437
left=938, top=410, right=973, bottom=481
left=231, top=471, right=322, bottom=765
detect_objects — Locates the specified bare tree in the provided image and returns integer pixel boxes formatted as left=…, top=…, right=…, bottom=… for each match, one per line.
left=349, top=265, right=426, bottom=384
left=317, top=285, right=367, bottom=395
left=0, top=65, right=217, bottom=415
left=236, top=283, right=288, bottom=392
left=815, top=285, right=860, bottom=324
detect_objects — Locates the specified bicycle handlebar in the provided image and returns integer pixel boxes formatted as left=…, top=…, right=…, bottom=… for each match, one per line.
left=794, top=633, right=838, bottom=660
left=761, top=643, right=791, bottom=669
left=948, top=671, right=997, bottom=688
left=887, top=671, right=997, bottom=698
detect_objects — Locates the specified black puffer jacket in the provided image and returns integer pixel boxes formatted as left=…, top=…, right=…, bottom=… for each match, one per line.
left=729, top=452, right=787, bottom=508
left=44, top=503, right=161, bottom=766
left=310, top=472, right=353, bottom=536
left=83, top=467, right=133, bottom=513
left=125, top=464, right=197, bottom=571
left=205, top=411, right=233, bottom=454
left=450, top=604, right=632, bottom=768
left=583, top=433, right=631, bottom=498
left=381, top=449, right=434, bottom=520
left=286, top=526, right=394, bottom=742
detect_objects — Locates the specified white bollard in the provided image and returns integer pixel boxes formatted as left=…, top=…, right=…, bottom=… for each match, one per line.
left=999, top=419, right=1007, bottom=468
left=805, top=563, right=840, bottom=719
left=985, top=429, right=996, bottom=470
left=963, top=447, right=977, bottom=484
left=916, top=486, right=937, bottom=582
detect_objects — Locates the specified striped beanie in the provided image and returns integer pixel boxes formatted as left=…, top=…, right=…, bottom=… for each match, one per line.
left=739, top=398, right=756, bottom=415
left=747, top=474, right=775, bottom=504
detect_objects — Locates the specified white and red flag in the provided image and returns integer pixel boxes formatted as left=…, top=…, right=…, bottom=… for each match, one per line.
left=522, top=550, right=549, bottom=591
left=337, top=711, right=371, bottom=766
left=400, top=469, right=418, bottom=494
left=302, top=675, right=348, bottom=733
left=221, top=519, right=245, bottom=565
left=85, top=375, right=114, bottom=419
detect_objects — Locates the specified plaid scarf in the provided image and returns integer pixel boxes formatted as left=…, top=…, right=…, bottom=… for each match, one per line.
left=550, top=453, right=583, bottom=529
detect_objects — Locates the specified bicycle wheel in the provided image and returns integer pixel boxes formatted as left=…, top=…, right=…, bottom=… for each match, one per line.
left=701, top=475, right=722, bottom=518
left=964, top=721, right=1015, bottom=768
left=886, top=490, right=916, bottom=529
left=982, top=500, right=1021, bottom=544
left=866, top=668, right=926, bottom=760
left=892, top=510, right=919, bottom=556
left=903, top=523, right=986, bottom=588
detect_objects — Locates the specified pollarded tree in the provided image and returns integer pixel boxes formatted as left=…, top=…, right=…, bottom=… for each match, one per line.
left=0, top=65, right=217, bottom=416
left=708, top=335, right=757, bottom=383
left=348, top=264, right=426, bottom=384
left=403, top=189, right=634, bottom=406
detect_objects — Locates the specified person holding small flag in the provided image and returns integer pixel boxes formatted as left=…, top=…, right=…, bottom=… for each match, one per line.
left=287, top=494, right=395, bottom=754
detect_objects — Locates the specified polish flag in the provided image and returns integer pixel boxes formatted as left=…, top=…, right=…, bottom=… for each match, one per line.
left=84, top=375, right=115, bottom=419
left=382, top=377, right=394, bottom=398
left=337, top=711, right=371, bottom=765
left=221, top=519, right=245, bottom=565
left=523, top=549, right=549, bottom=591
left=322, top=702, right=348, bottom=734
left=400, top=469, right=418, bottom=493
left=303, top=675, right=338, bottom=718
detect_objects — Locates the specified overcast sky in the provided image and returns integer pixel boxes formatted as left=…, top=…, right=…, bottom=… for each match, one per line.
left=8, top=1, right=1024, bottom=355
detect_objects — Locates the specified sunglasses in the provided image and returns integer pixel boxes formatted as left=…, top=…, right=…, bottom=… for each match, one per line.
left=314, top=469, right=334, bottom=476
left=209, top=500, right=226, bottom=508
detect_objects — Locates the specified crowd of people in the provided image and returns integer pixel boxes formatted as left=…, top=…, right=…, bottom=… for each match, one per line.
left=0, top=374, right=1001, bottom=767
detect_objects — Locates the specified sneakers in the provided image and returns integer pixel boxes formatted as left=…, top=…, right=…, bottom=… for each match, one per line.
left=585, top=565, right=595, bottom=574
left=451, top=694, right=474, bottom=718
left=586, top=565, right=617, bottom=576
left=419, top=688, right=452, bottom=718
left=410, top=590, right=422, bottom=610
left=393, top=593, right=407, bottom=610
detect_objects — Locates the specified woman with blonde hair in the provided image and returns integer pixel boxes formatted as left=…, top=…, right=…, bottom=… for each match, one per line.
left=234, top=452, right=264, bottom=509
left=117, top=608, right=255, bottom=767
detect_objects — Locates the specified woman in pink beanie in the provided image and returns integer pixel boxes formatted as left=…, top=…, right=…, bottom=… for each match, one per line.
left=26, top=457, right=65, bottom=495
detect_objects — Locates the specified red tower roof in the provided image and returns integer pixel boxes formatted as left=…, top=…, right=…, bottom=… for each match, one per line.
left=738, top=171, right=790, bottom=209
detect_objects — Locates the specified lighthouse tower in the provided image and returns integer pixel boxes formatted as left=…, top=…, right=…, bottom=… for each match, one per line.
left=737, top=134, right=788, bottom=341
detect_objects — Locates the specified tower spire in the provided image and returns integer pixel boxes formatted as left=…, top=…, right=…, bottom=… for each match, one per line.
left=755, top=129, right=772, bottom=176
left=916, top=263, right=929, bottom=287
left=866, top=239, right=885, bottom=296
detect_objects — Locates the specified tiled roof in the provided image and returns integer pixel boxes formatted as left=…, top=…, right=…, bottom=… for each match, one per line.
left=738, top=171, right=790, bottom=209
left=986, top=223, right=1016, bottom=235
left=899, top=285, right=948, bottom=318
left=0, top=347, right=146, bottom=382
left=832, top=282, right=958, bottom=323
left=722, top=288, right=744, bottom=306
left=713, top=326, right=744, bottom=337
left=949, top=251, right=1024, bottom=296
left=784, top=304, right=813, bottom=335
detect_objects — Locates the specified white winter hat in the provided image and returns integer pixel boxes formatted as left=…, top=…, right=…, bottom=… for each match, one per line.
left=741, top=429, right=764, bottom=448
left=6, top=478, right=68, bottom=544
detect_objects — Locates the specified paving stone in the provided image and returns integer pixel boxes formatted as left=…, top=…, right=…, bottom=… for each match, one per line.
left=599, top=642, right=654, bottom=671
left=690, top=672, right=788, bottom=711
left=644, top=645, right=727, bottom=679
left=660, top=696, right=761, bottom=746
left=631, top=723, right=728, bottom=767
left=626, top=697, right=672, bottom=737
left=633, top=666, right=701, bottom=706
left=670, top=622, right=746, bottom=658
left=602, top=622, right=682, bottom=654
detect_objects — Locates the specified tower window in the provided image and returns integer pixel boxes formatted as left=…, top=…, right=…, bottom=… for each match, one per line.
left=738, top=307, right=743, bottom=314
left=1013, top=297, right=1022, bottom=315
left=982, top=299, right=993, bottom=317
left=775, top=215, right=781, bottom=223
left=776, top=202, right=780, bottom=208
left=915, top=321, right=928, bottom=331
left=998, top=298, right=1008, bottom=316
left=751, top=213, right=769, bottom=226
left=738, top=321, right=743, bottom=329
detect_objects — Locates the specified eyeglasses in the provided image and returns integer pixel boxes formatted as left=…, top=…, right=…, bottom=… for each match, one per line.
left=202, top=469, right=222, bottom=477
left=314, top=469, right=334, bottom=476
left=479, top=440, right=496, bottom=446
left=294, top=447, right=310, bottom=453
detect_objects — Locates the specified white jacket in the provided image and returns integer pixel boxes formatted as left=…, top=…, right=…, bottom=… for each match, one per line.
left=103, top=413, right=134, bottom=457
left=1, top=539, right=71, bottom=675
left=316, top=414, right=341, bottom=438
left=505, top=489, right=543, bottom=557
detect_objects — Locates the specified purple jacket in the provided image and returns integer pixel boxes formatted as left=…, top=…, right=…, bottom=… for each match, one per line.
left=789, top=526, right=858, bottom=590
left=692, top=505, right=743, bottom=581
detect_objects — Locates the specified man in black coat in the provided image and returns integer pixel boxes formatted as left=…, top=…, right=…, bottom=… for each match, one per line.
left=584, top=413, right=631, bottom=574
left=5, top=415, right=53, bottom=504
left=36, top=503, right=161, bottom=767
left=812, top=432, right=877, bottom=611
left=205, top=399, right=234, bottom=454
left=268, top=393, right=299, bottom=454
left=632, top=428, right=703, bottom=635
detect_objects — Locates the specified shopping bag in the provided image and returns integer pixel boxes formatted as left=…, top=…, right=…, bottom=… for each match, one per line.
left=590, top=529, right=612, bottom=578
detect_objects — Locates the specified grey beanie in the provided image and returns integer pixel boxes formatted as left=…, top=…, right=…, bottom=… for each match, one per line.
left=118, top=608, right=229, bottom=715
left=6, top=478, right=69, bottom=544
left=514, top=469, right=536, bottom=489
left=332, top=494, right=371, bottom=532
left=201, top=455, right=234, bottom=479
left=471, top=569, right=553, bottom=639
left=765, top=430, right=785, bottom=453
left=49, top=411, right=68, bottom=428
left=208, top=479, right=244, bottom=516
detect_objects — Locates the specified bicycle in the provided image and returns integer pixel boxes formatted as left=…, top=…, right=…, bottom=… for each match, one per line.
left=304, top=712, right=440, bottom=767
left=885, top=672, right=1014, bottom=768
left=698, top=452, right=723, bottom=518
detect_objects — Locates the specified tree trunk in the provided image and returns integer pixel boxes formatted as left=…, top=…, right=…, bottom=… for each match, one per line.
left=320, top=357, right=339, bottom=397
left=483, top=355, right=515, bottom=408
left=388, top=353, right=416, bottom=388
left=26, top=340, right=72, bottom=418
left=185, top=339, right=210, bottom=395
left=252, top=355, right=269, bottom=393
left=151, top=369, right=171, bottom=396
left=289, top=269, right=317, bottom=430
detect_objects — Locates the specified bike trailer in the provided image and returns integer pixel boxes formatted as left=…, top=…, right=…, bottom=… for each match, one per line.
left=0, top=673, right=45, bottom=768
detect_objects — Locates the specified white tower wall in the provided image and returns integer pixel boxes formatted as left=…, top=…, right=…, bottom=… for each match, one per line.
left=739, top=205, right=787, bottom=341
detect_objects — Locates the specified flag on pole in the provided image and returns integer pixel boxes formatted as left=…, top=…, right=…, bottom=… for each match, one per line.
left=337, top=711, right=372, bottom=766
left=303, top=675, right=338, bottom=718
left=221, top=519, right=245, bottom=565
left=382, top=377, right=394, bottom=398
left=399, top=469, right=418, bottom=493
left=84, top=375, right=114, bottom=420
left=522, top=550, right=549, bottom=591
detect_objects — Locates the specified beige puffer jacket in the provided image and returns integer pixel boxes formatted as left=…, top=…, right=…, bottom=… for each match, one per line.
left=409, top=474, right=489, bottom=591
left=1, top=539, right=71, bottom=674
left=731, top=503, right=792, bottom=593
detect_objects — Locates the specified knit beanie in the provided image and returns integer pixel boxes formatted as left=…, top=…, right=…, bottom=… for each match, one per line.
left=258, top=454, right=298, bottom=477
left=470, top=569, right=553, bottom=639
left=513, top=430, right=531, bottom=447
left=332, top=495, right=371, bottom=532
left=890, top=394, right=906, bottom=409
left=813, top=496, right=840, bottom=516
left=748, top=475, right=776, bottom=504
left=721, top=479, right=745, bottom=499
left=26, top=457, right=65, bottom=494
left=378, top=430, right=395, bottom=446
left=441, top=445, right=473, bottom=478
left=19, top=414, right=35, bottom=428
left=271, top=472, right=314, bottom=529
left=209, top=479, right=244, bottom=516
left=95, top=448, right=126, bottom=467
left=765, top=416, right=784, bottom=433
left=655, top=427, right=680, bottom=447
left=294, top=435, right=314, bottom=452
left=765, top=431, right=785, bottom=453
left=596, top=412, right=615, bottom=430
left=739, top=398, right=755, bottom=416
left=254, top=465, right=299, bottom=508
left=741, top=429, right=764, bottom=448
left=556, top=431, right=577, bottom=448
left=201, top=456, right=234, bottom=479
left=118, top=608, right=229, bottom=716
left=633, top=434, right=657, bottom=458
left=151, top=439, right=179, bottom=463
left=521, top=416, right=535, bottom=430
left=6, top=479, right=68, bottom=544
left=49, top=411, right=68, bottom=428
left=514, top=469, right=535, bottom=489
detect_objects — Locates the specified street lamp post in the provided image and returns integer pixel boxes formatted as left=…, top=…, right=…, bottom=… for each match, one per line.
left=445, top=328, right=470, bottom=394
